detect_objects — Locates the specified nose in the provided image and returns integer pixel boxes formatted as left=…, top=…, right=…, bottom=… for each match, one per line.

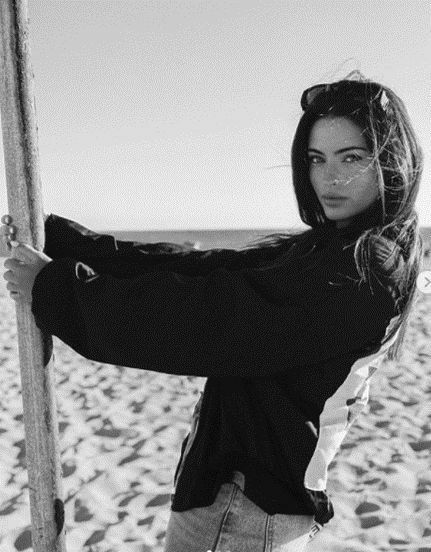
left=323, top=162, right=344, bottom=186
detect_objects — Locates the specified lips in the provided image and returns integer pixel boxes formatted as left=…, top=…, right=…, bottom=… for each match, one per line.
left=322, top=195, right=348, bottom=200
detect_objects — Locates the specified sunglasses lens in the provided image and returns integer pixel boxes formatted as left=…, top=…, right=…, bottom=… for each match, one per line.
left=301, top=82, right=384, bottom=111
left=301, top=85, right=326, bottom=110
left=306, top=86, right=326, bottom=107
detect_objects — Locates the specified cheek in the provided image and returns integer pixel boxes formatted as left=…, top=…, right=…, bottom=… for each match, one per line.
left=309, top=167, right=322, bottom=189
left=353, top=172, right=379, bottom=202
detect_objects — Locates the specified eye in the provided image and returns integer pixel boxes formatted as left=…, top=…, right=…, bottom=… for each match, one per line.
left=307, top=156, right=323, bottom=164
left=344, top=154, right=362, bottom=163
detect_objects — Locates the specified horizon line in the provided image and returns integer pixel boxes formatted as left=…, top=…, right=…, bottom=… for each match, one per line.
left=97, top=225, right=431, bottom=233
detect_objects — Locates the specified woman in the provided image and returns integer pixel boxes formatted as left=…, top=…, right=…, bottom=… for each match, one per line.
left=1, top=72, right=423, bottom=551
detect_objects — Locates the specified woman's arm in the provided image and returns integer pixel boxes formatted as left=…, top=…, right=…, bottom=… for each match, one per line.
left=30, top=248, right=396, bottom=379
left=43, top=213, right=270, bottom=277
left=43, top=213, right=192, bottom=259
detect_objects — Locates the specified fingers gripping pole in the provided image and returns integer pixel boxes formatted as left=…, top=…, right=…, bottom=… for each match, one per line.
left=0, top=2, right=67, bottom=550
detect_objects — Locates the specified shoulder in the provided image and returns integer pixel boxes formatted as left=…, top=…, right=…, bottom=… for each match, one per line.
left=329, top=236, right=397, bottom=317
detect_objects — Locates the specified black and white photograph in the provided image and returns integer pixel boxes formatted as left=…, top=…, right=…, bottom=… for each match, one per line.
left=0, top=1, right=430, bottom=551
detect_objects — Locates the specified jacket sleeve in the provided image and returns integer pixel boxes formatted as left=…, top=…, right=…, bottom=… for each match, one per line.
left=43, top=213, right=266, bottom=277
left=30, top=250, right=396, bottom=378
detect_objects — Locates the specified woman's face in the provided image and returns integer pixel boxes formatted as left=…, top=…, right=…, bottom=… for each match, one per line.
left=308, top=116, right=379, bottom=228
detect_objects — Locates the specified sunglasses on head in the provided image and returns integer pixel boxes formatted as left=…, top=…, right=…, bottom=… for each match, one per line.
left=300, top=80, right=389, bottom=112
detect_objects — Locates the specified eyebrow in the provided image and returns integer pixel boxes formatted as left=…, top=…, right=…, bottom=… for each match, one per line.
left=307, top=147, right=369, bottom=155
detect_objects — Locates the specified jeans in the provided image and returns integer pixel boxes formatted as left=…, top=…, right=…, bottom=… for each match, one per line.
left=164, top=470, right=315, bottom=552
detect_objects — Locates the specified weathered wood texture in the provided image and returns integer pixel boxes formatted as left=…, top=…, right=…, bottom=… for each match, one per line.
left=0, top=1, right=66, bottom=550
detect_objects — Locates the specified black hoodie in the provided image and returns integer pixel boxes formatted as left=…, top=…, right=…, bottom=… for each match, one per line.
left=31, top=213, right=397, bottom=526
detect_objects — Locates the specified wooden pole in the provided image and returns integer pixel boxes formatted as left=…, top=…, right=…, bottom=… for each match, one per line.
left=0, top=1, right=67, bottom=550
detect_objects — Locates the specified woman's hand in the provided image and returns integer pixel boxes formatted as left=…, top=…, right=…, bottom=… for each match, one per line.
left=2, top=241, right=53, bottom=304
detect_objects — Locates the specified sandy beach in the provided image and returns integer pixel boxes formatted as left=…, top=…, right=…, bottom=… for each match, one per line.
left=0, top=255, right=430, bottom=552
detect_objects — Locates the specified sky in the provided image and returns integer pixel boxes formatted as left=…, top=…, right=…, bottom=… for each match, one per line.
left=0, top=0, right=429, bottom=231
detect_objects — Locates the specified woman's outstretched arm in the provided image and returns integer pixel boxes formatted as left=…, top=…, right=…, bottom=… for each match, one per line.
left=30, top=246, right=396, bottom=379
left=42, top=213, right=269, bottom=277
left=44, top=213, right=202, bottom=260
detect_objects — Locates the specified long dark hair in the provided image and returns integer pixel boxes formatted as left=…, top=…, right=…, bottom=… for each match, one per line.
left=242, top=72, right=424, bottom=361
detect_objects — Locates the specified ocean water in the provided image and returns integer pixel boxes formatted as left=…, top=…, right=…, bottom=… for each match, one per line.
left=107, top=226, right=431, bottom=251
left=95, top=227, right=297, bottom=250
